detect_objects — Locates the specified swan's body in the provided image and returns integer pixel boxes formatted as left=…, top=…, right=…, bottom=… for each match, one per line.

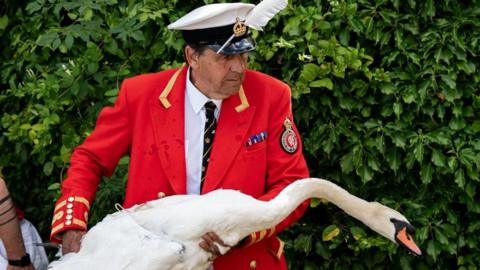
left=48, top=178, right=420, bottom=270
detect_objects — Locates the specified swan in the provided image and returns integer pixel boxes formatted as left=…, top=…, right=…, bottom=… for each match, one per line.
left=48, top=178, right=421, bottom=270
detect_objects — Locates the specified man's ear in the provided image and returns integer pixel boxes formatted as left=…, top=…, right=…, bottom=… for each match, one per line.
left=185, top=46, right=199, bottom=68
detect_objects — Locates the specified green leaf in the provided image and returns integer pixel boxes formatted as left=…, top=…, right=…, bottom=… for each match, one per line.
left=447, top=157, right=458, bottom=171
left=26, top=2, right=42, bottom=13
left=424, top=0, right=436, bottom=18
left=467, top=220, right=480, bottom=233
left=367, top=156, right=381, bottom=171
left=457, top=62, right=476, bottom=74
left=65, top=35, right=74, bottom=49
left=83, top=8, right=93, bottom=21
left=300, top=63, right=320, bottom=81
left=449, top=118, right=466, bottom=130
left=314, top=241, right=331, bottom=259
left=350, top=226, right=367, bottom=240
left=36, top=32, right=59, bottom=47
left=425, top=132, right=450, bottom=146
left=47, top=183, right=61, bottom=191
left=310, top=198, right=321, bottom=208
left=420, top=163, right=433, bottom=184
left=393, top=102, right=402, bottom=118
left=322, top=225, right=340, bottom=241
left=379, top=83, right=396, bottom=95
left=431, top=149, right=446, bottom=167
left=459, top=148, right=477, bottom=168
left=471, top=120, right=480, bottom=132
left=43, top=161, right=54, bottom=176
left=434, top=227, right=448, bottom=245
left=455, top=169, right=465, bottom=189
left=426, top=240, right=440, bottom=261
left=414, top=143, right=424, bottom=163
left=294, top=234, right=313, bottom=254
left=392, top=133, right=406, bottom=148
left=104, top=88, right=119, bottom=97
left=340, top=152, right=354, bottom=174
left=440, top=74, right=456, bottom=89
left=357, top=165, right=373, bottom=183
left=317, top=21, right=331, bottom=30
left=87, top=62, right=99, bottom=74
left=118, top=156, right=130, bottom=165
left=0, top=16, right=8, bottom=30
left=310, top=78, right=333, bottom=90
left=386, top=148, right=401, bottom=172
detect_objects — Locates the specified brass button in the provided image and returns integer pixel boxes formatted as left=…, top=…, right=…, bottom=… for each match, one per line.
left=66, top=203, right=73, bottom=209
left=66, top=214, right=73, bottom=220
left=67, top=196, right=74, bottom=202
left=249, top=260, right=257, bottom=269
left=157, top=192, right=166, bottom=198
left=65, top=220, right=72, bottom=225
left=66, top=209, right=73, bottom=214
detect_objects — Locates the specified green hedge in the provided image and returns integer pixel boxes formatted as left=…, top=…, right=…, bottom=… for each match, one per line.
left=1, top=0, right=479, bottom=269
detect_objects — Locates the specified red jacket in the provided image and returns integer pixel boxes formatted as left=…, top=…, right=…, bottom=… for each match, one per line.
left=51, top=65, right=309, bottom=269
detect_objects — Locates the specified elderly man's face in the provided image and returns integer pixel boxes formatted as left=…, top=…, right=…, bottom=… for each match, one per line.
left=186, top=46, right=248, bottom=100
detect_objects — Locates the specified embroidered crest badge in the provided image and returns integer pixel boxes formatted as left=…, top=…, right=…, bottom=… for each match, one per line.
left=233, top=17, right=247, bottom=37
left=280, top=117, right=298, bottom=154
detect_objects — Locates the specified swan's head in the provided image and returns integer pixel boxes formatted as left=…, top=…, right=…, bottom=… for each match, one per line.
left=391, top=218, right=422, bottom=256
left=367, top=202, right=422, bottom=256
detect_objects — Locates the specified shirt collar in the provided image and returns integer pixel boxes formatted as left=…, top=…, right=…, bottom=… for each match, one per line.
left=186, top=68, right=222, bottom=115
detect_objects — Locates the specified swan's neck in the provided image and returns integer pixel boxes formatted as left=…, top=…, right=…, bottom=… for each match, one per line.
left=266, top=178, right=373, bottom=228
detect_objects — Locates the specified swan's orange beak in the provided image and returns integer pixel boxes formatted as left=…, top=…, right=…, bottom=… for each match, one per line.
left=395, top=226, right=422, bottom=256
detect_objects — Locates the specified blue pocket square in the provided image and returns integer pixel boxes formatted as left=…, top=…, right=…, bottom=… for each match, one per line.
left=246, top=131, right=268, bottom=146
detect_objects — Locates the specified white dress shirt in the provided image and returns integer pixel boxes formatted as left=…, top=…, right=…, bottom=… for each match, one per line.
left=185, top=69, right=222, bottom=195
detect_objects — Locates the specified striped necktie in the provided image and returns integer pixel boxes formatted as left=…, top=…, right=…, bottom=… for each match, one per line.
left=201, top=101, right=217, bottom=189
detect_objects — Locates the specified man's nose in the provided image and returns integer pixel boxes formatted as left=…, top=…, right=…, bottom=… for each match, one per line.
left=229, top=54, right=247, bottom=73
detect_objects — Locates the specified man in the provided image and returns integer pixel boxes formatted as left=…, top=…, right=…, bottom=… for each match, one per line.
left=51, top=2, right=309, bottom=269
left=0, top=178, right=49, bottom=270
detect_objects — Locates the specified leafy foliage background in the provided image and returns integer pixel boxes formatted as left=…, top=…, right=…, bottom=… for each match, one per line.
left=1, top=0, right=479, bottom=269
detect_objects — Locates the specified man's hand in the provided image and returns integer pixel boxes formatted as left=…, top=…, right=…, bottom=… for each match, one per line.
left=61, top=230, right=86, bottom=255
left=199, top=232, right=229, bottom=261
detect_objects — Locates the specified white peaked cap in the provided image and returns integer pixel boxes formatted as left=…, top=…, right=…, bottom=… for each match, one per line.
left=167, top=1, right=288, bottom=54
left=168, top=3, right=255, bottom=30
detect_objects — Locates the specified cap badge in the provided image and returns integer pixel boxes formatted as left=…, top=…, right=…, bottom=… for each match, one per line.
left=280, top=117, right=298, bottom=154
left=233, top=17, right=247, bottom=37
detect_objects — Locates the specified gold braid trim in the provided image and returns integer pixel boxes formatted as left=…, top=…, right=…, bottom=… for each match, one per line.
left=235, top=86, right=250, bottom=112
left=159, top=64, right=185, bottom=109
left=54, top=196, right=91, bottom=213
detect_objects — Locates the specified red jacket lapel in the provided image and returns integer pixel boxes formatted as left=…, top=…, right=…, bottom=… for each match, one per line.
left=203, top=91, right=256, bottom=193
left=149, top=66, right=188, bottom=194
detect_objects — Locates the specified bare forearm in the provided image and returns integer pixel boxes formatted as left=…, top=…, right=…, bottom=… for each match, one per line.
left=0, top=179, right=29, bottom=260
left=1, top=216, right=27, bottom=257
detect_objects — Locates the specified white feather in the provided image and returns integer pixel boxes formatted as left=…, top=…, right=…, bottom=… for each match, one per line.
left=245, top=0, right=288, bottom=30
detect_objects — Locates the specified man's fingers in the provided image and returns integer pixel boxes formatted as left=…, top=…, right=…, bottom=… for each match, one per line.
left=208, top=232, right=227, bottom=246
left=199, top=240, right=209, bottom=251
left=201, top=235, right=221, bottom=255
left=199, top=232, right=224, bottom=256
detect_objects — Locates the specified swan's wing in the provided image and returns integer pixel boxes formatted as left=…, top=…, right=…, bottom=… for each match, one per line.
left=48, top=213, right=186, bottom=270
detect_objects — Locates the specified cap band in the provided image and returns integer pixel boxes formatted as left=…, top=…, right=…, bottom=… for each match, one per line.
left=183, top=23, right=250, bottom=46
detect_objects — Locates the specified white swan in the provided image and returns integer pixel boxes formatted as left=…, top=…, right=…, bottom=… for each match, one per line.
left=48, top=178, right=421, bottom=270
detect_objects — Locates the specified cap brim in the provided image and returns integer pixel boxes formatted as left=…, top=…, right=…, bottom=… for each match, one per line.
left=206, top=36, right=256, bottom=55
